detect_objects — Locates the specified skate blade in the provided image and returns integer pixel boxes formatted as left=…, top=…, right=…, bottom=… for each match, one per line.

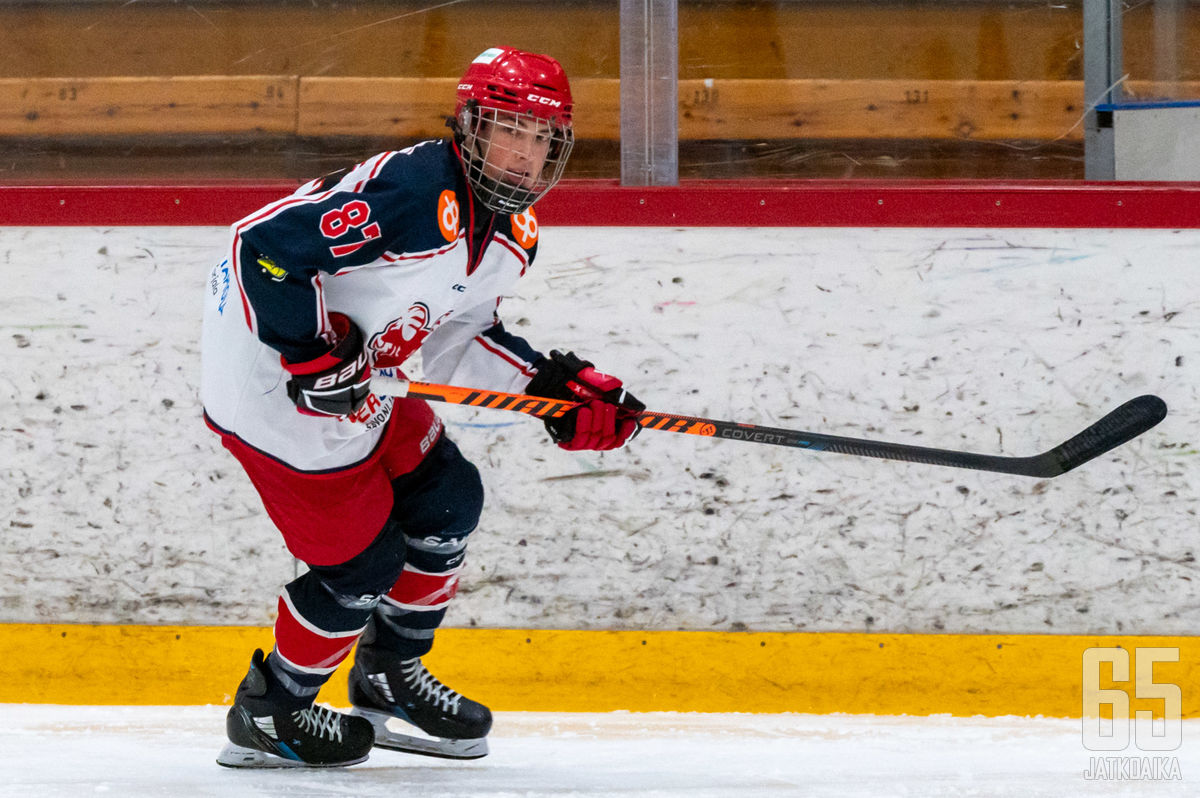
left=215, top=742, right=369, bottom=769
left=351, top=708, right=489, bottom=760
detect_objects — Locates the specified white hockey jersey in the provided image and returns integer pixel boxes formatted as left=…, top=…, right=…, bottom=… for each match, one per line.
left=201, top=139, right=544, bottom=471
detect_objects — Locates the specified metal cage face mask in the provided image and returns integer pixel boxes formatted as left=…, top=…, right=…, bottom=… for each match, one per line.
left=458, top=105, right=574, bottom=214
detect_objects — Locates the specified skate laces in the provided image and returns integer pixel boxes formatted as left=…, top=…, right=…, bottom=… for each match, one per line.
left=292, top=705, right=345, bottom=743
left=402, top=659, right=462, bottom=714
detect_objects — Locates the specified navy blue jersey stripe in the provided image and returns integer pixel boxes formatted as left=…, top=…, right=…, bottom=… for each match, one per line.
left=479, top=321, right=541, bottom=370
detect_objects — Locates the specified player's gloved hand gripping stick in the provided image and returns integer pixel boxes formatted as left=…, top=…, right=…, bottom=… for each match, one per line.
left=370, top=366, right=1166, bottom=477
left=283, top=312, right=372, bottom=418
left=524, top=350, right=645, bottom=451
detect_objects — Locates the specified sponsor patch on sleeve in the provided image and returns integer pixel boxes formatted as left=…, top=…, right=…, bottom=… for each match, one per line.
left=511, top=208, right=538, bottom=249
left=438, top=190, right=460, bottom=243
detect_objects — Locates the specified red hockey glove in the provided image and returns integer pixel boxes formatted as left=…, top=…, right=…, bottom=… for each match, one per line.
left=526, top=350, right=645, bottom=451
left=283, top=312, right=372, bottom=417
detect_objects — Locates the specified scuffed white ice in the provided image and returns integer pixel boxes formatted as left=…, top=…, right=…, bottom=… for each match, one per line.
left=2, top=225, right=1196, bottom=637
left=0, top=705, right=1196, bottom=797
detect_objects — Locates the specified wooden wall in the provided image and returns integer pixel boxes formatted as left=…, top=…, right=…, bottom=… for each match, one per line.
left=8, top=74, right=1199, bottom=143
left=0, top=1, right=1198, bottom=143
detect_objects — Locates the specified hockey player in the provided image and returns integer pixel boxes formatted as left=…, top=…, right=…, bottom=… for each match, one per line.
left=201, top=46, right=643, bottom=768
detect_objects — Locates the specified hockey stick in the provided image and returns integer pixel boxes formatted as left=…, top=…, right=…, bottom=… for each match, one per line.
left=370, top=376, right=1166, bottom=478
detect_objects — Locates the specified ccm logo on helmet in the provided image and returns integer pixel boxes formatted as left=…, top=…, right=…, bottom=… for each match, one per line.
left=527, top=93, right=563, bottom=108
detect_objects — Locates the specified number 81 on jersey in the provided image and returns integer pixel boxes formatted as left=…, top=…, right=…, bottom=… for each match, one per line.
left=321, top=200, right=382, bottom=258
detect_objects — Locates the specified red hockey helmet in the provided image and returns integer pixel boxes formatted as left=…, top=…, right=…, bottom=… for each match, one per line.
left=452, top=47, right=574, bottom=214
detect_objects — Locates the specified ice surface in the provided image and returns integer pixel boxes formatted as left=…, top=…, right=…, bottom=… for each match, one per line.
left=1, top=706, right=1196, bottom=797
left=2, top=225, right=1196, bottom=635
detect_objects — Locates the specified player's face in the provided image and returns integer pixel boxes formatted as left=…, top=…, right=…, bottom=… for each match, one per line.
left=478, top=114, right=553, bottom=190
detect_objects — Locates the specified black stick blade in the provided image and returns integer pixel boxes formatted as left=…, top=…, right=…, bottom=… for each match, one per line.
left=1031, top=394, right=1168, bottom=477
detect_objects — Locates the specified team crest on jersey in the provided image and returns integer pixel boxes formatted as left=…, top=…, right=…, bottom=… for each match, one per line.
left=438, top=190, right=460, bottom=243
left=370, top=302, right=446, bottom=367
left=511, top=208, right=538, bottom=249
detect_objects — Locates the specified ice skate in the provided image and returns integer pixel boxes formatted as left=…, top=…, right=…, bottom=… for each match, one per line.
left=348, top=645, right=492, bottom=759
left=216, top=649, right=375, bottom=768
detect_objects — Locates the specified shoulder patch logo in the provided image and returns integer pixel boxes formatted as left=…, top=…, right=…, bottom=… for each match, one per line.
left=438, top=190, right=460, bottom=243
left=512, top=208, right=538, bottom=250
left=256, top=254, right=287, bottom=282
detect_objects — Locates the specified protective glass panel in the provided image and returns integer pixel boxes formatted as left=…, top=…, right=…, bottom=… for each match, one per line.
left=1110, top=0, right=1200, bottom=180
left=1122, top=0, right=1200, bottom=100
left=0, top=0, right=1136, bottom=181
left=676, top=0, right=1087, bottom=179
left=0, top=0, right=618, bottom=182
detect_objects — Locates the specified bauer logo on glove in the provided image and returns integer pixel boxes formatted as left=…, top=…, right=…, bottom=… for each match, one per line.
left=283, top=312, right=373, bottom=417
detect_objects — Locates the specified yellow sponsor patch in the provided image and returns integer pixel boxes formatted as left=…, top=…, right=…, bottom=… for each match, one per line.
left=257, top=255, right=287, bottom=281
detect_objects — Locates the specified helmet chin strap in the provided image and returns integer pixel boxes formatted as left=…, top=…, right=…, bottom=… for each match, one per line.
left=459, top=141, right=537, bottom=214
left=471, top=171, right=536, bottom=214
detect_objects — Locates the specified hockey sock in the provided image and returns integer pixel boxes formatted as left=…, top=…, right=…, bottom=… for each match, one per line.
left=371, top=433, right=482, bottom=659
left=371, top=538, right=465, bottom=659
left=263, top=648, right=327, bottom=703
left=270, top=576, right=371, bottom=696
